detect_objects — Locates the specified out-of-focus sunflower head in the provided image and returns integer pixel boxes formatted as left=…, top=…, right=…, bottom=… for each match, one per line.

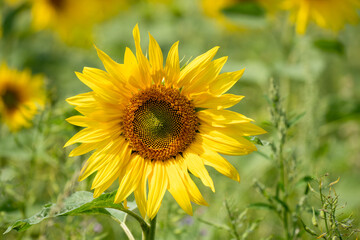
left=0, top=64, right=45, bottom=132
left=29, top=0, right=128, bottom=46
left=283, top=0, right=360, bottom=34
left=201, top=0, right=280, bottom=31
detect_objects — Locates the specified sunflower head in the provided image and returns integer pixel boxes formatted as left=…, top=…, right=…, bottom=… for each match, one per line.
left=65, top=25, right=266, bottom=219
left=0, top=64, right=45, bottom=131
left=283, top=0, right=360, bottom=34
left=123, top=85, right=199, bottom=161
left=201, top=0, right=280, bottom=31
left=30, top=0, right=128, bottom=46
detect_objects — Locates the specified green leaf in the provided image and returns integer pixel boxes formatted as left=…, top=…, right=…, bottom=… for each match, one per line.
left=273, top=196, right=290, bottom=213
left=222, top=2, right=265, bottom=17
left=296, top=175, right=314, bottom=195
left=244, top=136, right=265, bottom=146
left=296, top=175, right=314, bottom=187
left=2, top=2, right=30, bottom=38
left=287, top=112, right=306, bottom=128
left=4, top=191, right=136, bottom=234
left=313, top=39, right=345, bottom=55
left=247, top=202, right=276, bottom=211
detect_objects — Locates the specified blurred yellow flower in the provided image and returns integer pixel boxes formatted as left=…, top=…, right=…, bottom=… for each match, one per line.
left=201, top=0, right=279, bottom=30
left=0, top=64, right=45, bottom=131
left=30, top=0, right=128, bottom=46
left=65, top=25, right=266, bottom=219
left=283, top=0, right=360, bottom=34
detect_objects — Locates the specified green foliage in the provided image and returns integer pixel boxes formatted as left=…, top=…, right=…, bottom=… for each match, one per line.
left=221, top=2, right=265, bottom=17
left=302, top=176, right=360, bottom=239
left=1, top=2, right=30, bottom=38
left=197, top=200, right=261, bottom=240
left=4, top=191, right=135, bottom=234
left=313, top=39, right=345, bottom=55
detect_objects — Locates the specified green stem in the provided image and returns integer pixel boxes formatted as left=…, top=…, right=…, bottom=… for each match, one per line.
left=225, top=199, right=240, bottom=240
left=120, top=222, right=135, bottom=240
left=319, top=180, right=329, bottom=234
left=120, top=208, right=149, bottom=234
left=143, top=215, right=157, bottom=240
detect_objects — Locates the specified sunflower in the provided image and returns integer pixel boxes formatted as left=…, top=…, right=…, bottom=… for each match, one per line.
left=201, top=0, right=279, bottom=31
left=0, top=64, right=45, bottom=131
left=29, top=0, right=128, bottom=46
left=283, top=0, right=360, bottom=34
left=65, top=25, right=266, bottom=219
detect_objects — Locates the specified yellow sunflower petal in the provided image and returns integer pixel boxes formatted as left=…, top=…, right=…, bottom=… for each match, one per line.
left=66, top=115, right=95, bottom=127
left=114, top=155, right=145, bottom=203
left=78, top=140, right=117, bottom=181
left=75, top=72, right=120, bottom=103
left=80, top=139, right=129, bottom=183
left=194, top=145, right=240, bottom=182
left=133, top=24, right=152, bottom=88
left=66, top=92, right=95, bottom=106
left=124, top=47, right=143, bottom=90
left=167, top=160, right=193, bottom=215
left=178, top=46, right=219, bottom=87
left=69, top=142, right=100, bottom=157
left=95, top=46, right=128, bottom=85
left=198, top=109, right=254, bottom=126
left=64, top=128, right=113, bottom=147
left=165, top=41, right=180, bottom=87
left=149, top=33, right=164, bottom=85
left=184, top=173, right=208, bottom=206
left=82, top=67, right=131, bottom=99
left=296, top=1, right=310, bottom=34
left=192, top=92, right=244, bottom=110
left=147, top=161, right=168, bottom=219
left=134, top=160, right=151, bottom=218
left=93, top=166, right=122, bottom=198
left=182, top=56, right=228, bottom=96
left=222, top=123, right=267, bottom=136
left=200, top=125, right=257, bottom=156
left=183, top=150, right=215, bottom=192
left=209, top=69, right=245, bottom=96
left=91, top=141, right=130, bottom=188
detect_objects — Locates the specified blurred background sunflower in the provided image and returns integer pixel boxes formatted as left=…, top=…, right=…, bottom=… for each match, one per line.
left=283, top=0, right=360, bottom=34
left=0, top=64, right=45, bottom=131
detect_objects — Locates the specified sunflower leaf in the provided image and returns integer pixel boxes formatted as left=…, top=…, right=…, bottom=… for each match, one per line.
left=2, top=2, right=30, bottom=38
left=222, top=2, right=265, bottom=17
left=287, top=112, right=306, bottom=128
left=313, top=39, right=345, bottom=55
left=247, top=202, right=276, bottom=212
left=4, top=191, right=136, bottom=234
left=244, top=136, right=265, bottom=146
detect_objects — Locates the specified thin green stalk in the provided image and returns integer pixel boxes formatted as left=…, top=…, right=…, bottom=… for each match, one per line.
left=120, top=222, right=135, bottom=240
left=225, top=199, right=240, bottom=240
left=279, top=151, right=290, bottom=240
left=319, top=180, right=329, bottom=234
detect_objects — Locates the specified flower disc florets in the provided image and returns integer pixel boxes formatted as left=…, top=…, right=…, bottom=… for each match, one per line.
left=1, top=86, right=21, bottom=112
left=123, top=85, right=198, bottom=161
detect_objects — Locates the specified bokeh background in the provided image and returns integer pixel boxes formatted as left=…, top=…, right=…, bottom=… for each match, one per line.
left=1, top=0, right=360, bottom=239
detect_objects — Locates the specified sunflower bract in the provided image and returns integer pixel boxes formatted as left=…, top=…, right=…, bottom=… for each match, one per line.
left=65, top=24, right=266, bottom=219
